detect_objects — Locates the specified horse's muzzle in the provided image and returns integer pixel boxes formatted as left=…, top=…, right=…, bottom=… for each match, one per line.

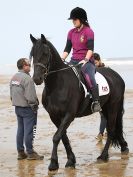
left=33, top=76, right=43, bottom=85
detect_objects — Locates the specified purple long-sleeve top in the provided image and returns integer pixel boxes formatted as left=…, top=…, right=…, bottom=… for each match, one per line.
left=64, top=26, right=94, bottom=61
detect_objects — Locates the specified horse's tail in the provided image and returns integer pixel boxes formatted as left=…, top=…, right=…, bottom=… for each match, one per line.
left=112, top=94, right=126, bottom=147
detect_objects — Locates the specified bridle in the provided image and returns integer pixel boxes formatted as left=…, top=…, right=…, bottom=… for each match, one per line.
left=33, top=46, right=51, bottom=78
left=34, top=62, right=49, bottom=77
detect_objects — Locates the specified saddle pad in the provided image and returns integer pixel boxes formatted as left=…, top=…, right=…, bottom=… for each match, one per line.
left=95, top=72, right=110, bottom=96
left=71, top=67, right=109, bottom=97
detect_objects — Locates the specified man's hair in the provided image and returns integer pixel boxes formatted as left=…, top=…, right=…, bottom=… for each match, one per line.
left=17, top=58, right=28, bottom=69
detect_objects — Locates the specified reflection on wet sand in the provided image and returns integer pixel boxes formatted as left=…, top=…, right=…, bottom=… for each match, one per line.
left=47, top=168, right=77, bottom=177
left=17, top=160, right=78, bottom=177
left=0, top=76, right=133, bottom=176
left=17, top=160, right=43, bottom=177
left=96, top=156, right=129, bottom=177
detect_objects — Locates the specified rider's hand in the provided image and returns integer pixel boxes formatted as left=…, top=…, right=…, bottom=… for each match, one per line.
left=61, top=58, right=65, bottom=62
left=78, top=60, right=87, bottom=66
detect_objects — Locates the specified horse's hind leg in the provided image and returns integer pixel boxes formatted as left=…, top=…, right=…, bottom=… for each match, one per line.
left=62, top=132, right=76, bottom=168
left=97, top=104, right=117, bottom=161
left=97, top=137, right=111, bottom=161
left=119, top=136, right=129, bottom=154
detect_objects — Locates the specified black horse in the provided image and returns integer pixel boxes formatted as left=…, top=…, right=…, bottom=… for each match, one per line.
left=30, top=34, right=129, bottom=171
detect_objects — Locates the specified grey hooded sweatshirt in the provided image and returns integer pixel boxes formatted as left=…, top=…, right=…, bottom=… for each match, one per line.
left=10, top=70, right=39, bottom=110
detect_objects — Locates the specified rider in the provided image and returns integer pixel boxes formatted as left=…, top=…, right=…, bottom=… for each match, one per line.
left=62, top=7, right=101, bottom=112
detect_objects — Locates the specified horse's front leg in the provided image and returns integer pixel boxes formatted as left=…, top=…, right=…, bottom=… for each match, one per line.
left=48, top=113, right=73, bottom=171
left=62, top=132, right=76, bottom=168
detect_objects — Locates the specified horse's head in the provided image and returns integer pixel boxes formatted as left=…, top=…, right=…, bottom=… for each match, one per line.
left=30, top=34, right=51, bottom=85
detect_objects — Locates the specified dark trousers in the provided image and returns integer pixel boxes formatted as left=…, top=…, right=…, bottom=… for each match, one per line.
left=70, top=59, right=97, bottom=89
left=99, top=112, right=107, bottom=134
left=15, top=106, right=37, bottom=154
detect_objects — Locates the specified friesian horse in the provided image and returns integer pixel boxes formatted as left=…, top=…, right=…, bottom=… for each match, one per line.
left=30, top=34, right=129, bottom=171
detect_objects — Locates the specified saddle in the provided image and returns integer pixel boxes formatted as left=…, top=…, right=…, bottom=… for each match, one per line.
left=71, top=65, right=110, bottom=97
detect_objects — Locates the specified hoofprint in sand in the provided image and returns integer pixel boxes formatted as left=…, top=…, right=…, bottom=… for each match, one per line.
left=0, top=75, right=133, bottom=177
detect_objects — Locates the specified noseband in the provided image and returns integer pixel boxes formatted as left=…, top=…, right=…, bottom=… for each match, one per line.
left=34, top=62, right=48, bottom=70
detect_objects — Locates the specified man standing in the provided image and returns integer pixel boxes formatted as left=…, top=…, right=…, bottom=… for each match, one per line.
left=10, top=58, right=44, bottom=160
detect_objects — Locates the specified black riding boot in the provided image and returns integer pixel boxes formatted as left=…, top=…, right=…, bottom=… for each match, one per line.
left=91, top=85, right=102, bottom=112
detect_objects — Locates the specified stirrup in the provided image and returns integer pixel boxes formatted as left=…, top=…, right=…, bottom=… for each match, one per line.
left=91, top=101, right=102, bottom=113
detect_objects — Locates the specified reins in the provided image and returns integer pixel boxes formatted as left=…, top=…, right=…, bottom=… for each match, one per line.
left=34, top=62, right=82, bottom=78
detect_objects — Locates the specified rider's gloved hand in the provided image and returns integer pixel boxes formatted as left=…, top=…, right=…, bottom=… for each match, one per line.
left=61, top=58, right=69, bottom=65
left=61, top=58, right=65, bottom=62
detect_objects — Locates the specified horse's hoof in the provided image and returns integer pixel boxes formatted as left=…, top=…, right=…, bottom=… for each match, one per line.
left=97, top=155, right=109, bottom=162
left=48, top=161, right=59, bottom=171
left=121, top=147, right=129, bottom=155
left=65, top=160, right=75, bottom=169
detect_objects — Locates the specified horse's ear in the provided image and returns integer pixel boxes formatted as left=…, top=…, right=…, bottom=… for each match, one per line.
left=41, top=34, right=47, bottom=44
left=30, top=34, right=37, bottom=44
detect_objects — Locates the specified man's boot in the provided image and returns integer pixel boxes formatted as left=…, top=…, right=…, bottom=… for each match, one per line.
left=27, top=151, right=44, bottom=160
left=91, top=85, right=102, bottom=112
left=17, top=150, right=27, bottom=160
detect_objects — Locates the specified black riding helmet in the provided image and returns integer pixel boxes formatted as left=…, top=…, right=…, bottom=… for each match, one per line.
left=68, top=7, right=88, bottom=21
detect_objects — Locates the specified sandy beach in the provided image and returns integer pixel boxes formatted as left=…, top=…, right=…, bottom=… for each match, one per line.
left=0, top=74, right=133, bottom=177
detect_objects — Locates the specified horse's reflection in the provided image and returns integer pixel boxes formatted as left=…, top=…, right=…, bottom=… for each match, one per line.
left=96, top=155, right=129, bottom=177
left=17, top=159, right=77, bottom=177
left=48, top=168, right=77, bottom=177
left=64, top=168, right=77, bottom=177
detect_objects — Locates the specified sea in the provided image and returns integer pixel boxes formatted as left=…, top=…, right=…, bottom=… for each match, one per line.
left=104, top=57, right=133, bottom=89
left=0, top=57, right=133, bottom=89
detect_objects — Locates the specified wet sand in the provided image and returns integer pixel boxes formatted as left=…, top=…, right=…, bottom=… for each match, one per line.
left=0, top=75, right=133, bottom=177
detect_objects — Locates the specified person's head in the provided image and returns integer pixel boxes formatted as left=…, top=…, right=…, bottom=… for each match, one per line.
left=93, top=53, right=102, bottom=67
left=17, top=58, right=31, bottom=73
left=68, top=7, right=90, bottom=28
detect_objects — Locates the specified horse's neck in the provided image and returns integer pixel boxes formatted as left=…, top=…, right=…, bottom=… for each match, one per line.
left=44, top=42, right=66, bottom=88
left=48, top=43, right=65, bottom=71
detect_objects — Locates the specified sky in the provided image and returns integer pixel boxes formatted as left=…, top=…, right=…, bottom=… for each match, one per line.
left=0, top=0, right=133, bottom=65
